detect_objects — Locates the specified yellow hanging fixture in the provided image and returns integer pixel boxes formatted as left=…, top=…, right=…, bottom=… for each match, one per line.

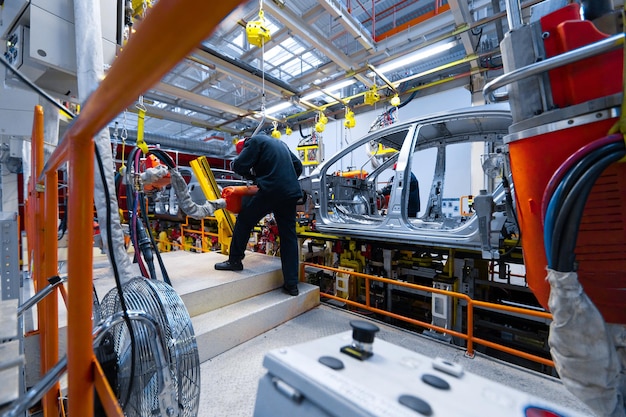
left=315, top=111, right=327, bottom=133
left=390, top=94, right=401, bottom=107
left=344, top=107, right=356, bottom=129
left=271, top=121, right=282, bottom=139
left=364, top=85, right=380, bottom=105
left=135, top=97, right=149, bottom=154
left=285, top=126, right=293, bottom=136
left=246, top=9, right=271, bottom=48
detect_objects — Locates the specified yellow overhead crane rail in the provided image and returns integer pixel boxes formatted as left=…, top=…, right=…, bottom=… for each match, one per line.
left=189, top=156, right=236, bottom=254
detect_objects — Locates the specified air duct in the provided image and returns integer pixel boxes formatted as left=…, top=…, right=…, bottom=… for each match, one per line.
left=112, top=128, right=235, bottom=158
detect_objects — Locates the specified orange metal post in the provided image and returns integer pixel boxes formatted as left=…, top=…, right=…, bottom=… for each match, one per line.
left=31, top=106, right=60, bottom=417
left=66, top=131, right=95, bottom=417
left=30, top=106, right=43, bottom=295
left=42, top=169, right=61, bottom=416
left=93, top=359, right=124, bottom=417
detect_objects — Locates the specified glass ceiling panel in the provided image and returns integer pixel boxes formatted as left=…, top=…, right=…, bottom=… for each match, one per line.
left=280, top=59, right=313, bottom=78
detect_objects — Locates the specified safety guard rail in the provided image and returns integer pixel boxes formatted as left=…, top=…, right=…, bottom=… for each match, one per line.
left=300, top=262, right=555, bottom=368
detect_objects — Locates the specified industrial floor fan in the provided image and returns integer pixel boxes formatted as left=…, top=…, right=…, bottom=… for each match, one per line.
left=97, top=277, right=201, bottom=417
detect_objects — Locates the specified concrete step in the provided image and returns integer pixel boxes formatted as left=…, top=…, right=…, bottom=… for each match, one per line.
left=192, top=282, right=319, bottom=362
left=89, top=250, right=321, bottom=363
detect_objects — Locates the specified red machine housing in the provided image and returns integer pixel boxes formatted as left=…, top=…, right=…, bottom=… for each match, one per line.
left=508, top=4, right=626, bottom=323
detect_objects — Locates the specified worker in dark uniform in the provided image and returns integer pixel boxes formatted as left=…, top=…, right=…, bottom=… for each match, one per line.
left=215, top=133, right=304, bottom=296
left=380, top=163, right=420, bottom=217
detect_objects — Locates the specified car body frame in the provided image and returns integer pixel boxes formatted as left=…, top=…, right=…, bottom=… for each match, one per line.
left=299, top=105, right=514, bottom=255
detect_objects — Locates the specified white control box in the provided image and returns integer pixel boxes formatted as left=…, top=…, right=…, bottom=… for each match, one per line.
left=254, top=325, right=588, bottom=417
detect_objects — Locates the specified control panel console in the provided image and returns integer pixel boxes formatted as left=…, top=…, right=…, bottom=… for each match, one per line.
left=253, top=320, right=587, bottom=417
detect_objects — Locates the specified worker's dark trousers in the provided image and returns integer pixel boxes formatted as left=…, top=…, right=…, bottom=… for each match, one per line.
left=228, top=192, right=300, bottom=287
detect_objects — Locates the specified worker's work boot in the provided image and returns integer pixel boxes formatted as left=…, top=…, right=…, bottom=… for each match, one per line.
left=282, top=283, right=299, bottom=296
left=214, top=259, right=243, bottom=271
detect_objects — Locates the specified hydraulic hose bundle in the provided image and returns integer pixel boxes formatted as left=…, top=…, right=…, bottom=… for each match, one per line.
left=543, top=133, right=626, bottom=272
left=124, top=146, right=176, bottom=284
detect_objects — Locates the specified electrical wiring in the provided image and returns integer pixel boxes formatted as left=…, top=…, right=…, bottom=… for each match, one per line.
left=544, top=137, right=626, bottom=271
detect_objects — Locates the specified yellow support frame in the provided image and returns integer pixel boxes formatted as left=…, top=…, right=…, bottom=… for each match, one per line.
left=189, top=156, right=236, bottom=254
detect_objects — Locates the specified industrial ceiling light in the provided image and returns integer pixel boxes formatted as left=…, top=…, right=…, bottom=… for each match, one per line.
left=265, top=101, right=293, bottom=115
left=370, top=41, right=457, bottom=75
left=301, top=79, right=356, bottom=101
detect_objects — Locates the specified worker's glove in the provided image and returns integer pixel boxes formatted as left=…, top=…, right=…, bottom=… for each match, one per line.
left=209, top=198, right=227, bottom=210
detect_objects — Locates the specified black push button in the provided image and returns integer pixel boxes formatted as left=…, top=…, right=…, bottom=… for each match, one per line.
left=398, top=394, right=433, bottom=416
left=318, top=356, right=344, bottom=370
left=421, top=373, right=450, bottom=390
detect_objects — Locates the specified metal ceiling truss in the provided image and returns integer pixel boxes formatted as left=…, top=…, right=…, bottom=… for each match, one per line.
left=126, top=0, right=521, bottom=147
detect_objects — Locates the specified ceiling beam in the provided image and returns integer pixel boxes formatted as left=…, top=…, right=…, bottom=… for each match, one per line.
left=193, top=46, right=296, bottom=100
left=447, top=0, right=484, bottom=103
left=263, top=0, right=372, bottom=87
left=154, top=81, right=253, bottom=118
left=127, top=105, right=243, bottom=135
left=317, top=0, right=377, bottom=53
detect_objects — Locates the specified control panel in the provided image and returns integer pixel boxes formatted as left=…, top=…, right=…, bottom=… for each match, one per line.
left=254, top=320, right=587, bottom=417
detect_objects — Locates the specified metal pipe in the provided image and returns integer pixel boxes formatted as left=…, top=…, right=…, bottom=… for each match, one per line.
left=483, top=33, right=625, bottom=102
left=17, top=276, right=66, bottom=316
left=3, top=356, right=68, bottom=417
left=504, top=0, right=523, bottom=31
left=30, top=105, right=60, bottom=417
left=111, top=128, right=232, bottom=156
left=42, top=168, right=61, bottom=417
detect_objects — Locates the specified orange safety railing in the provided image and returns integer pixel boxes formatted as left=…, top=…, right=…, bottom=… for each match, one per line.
left=300, top=262, right=555, bottom=368
left=22, top=1, right=245, bottom=416
left=179, top=216, right=219, bottom=252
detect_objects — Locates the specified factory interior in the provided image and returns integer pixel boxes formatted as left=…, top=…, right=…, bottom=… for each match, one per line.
left=0, top=0, right=625, bottom=416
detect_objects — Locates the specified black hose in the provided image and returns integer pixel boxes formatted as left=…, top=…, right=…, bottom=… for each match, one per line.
left=298, top=123, right=311, bottom=139
left=553, top=149, right=625, bottom=271
left=549, top=141, right=625, bottom=271
left=549, top=142, right=622, bottom=264
left=94, top=144, right=137, bottom=408
left=134, top=213, right=157, bottom=280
